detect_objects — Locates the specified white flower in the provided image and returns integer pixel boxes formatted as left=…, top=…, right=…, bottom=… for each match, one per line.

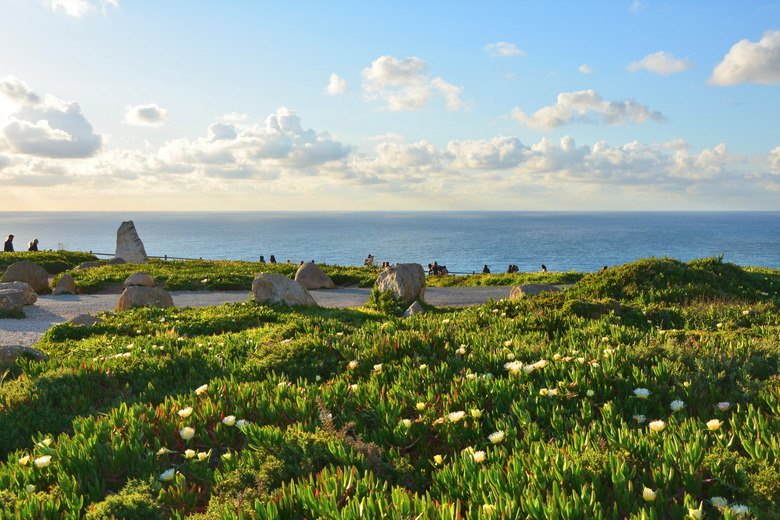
left=488, top=431, right=505, bottom=444
left=350, top=384, right=358, bottom=390
left=195, top=384, right=208, bottom=395
left=222, top=415, right=236, bottom=426
left=34, top=455, right=52, bottom=468
left=472, top=450, right=486, bottom=463
left=534, top=360, right=548, bottom=369
left=373, top=364, right=382, bottom=373
left=504, top=340, right=513, bottom=347
left=448, top=411, right=466, bottom=422
left=36, top=438, right=53, bottom=449
left=197, top=450, right=210, bottom=461
left=553, top=353, right=561, bottom=360
left=184, top=449, right=196, bottom=458
left=522, top=364, right=536, bottom=374
left=401, top=419, right=412, bottom=428
left=687, top=507, right=702, bottom=519
left=729, top=504, right=751, bottom=517
left=471, top=409, right=482, bottom=418
left=25, top=484, right=36, bottom=493
left=178, top=407, right=193, bottom=418
left=577, top=357, right=586, bottom=364
left=633, top=414, right=646, bottom=424
left=586, top=389, right=595, bottom=397
left=547, top=388, right=558, bottom=397
left=717, top=401, right=731, bottom=411
left=156, top=447, right=170, bottom=455
left=419, top=364, right=428, bottom=370
left=465, top=373, right=477, bottom=380
left=670, top=400, right=685, bottom=412
left=19, top=455, right=30, bottom=466
left=504, top=360, right=523, bottom=373
left=180, top=427, right=195, bottom=440
left=456, top=347, right=466, bottom=355
left=642, top=487, right=656, bottom=502
left=416, top=402, right=426, bottom=410
left=633, top=388, right=650, bottom=399
left=235, top=419, right=247, bottom=429
left=706, top=419, right=722, bottom=431
left=442, top=319, right=450, bottom=324
left=159, top=468, right=176, bottom=481
left=348, top=360, right=358, bottom=369
left=483, top=504, right=496, bottom=515
left=710, top=496, right=728, bottom=508
left=433, top=454, right=444, bottom=465
left=221, top=451, right=232, bottom=460
left=648, top=420, right=666, bottom=433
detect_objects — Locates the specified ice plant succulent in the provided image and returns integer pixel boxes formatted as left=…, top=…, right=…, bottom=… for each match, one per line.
left=488, top=431, right=505, bottom=444
left=707, top=419, right=723, bottom=431
left=670, top=400, right=685, bottom=412
left=222, top=415, right=236, bottom=426
left=448, top=411, right=466, bottom=422
left=178, top=407, right=193, bottom=418
left=642, top=487, right=656, bottom=502
left=648, top=420, right=666, bottom=433
left=717, top=401, right=731, bottom=411
left=472, top=450, right=486, bottom=463
left=180, top=426, right=195, bottom=441
left=195, top=384, right=208, bottom=395
left=634, top=388, right=650, bottom=399
left=160, top=469, right=176, bottom=481
left=34, top=455, right=52, bottom=468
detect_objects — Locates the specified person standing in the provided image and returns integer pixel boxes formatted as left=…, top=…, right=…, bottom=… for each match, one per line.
left=28, top=238, right=39, bottom=251
left=3, top=234, right=13, bottom=252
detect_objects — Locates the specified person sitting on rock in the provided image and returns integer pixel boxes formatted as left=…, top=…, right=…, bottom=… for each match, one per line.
left=3, top=234, right=13, bottom=252
left=28, top=238, right=39, bottom=251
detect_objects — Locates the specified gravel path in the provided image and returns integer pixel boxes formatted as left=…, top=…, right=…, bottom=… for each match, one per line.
left=1, top=286, right=512, bottom=347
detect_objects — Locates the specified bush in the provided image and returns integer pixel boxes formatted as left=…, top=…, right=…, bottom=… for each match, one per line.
left=85, top=479, right=163, bottom=520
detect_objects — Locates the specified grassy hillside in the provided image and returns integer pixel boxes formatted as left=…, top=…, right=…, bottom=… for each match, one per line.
left=1, top=257, right=779, bottom=519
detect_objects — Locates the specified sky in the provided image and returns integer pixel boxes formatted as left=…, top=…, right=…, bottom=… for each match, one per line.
left=1, top=0, right=779, bottom=212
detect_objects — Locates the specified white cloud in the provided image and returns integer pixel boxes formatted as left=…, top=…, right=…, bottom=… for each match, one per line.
left=767, top=146, right=780, bottom=173
left=509, top=89, right=665, bottom=131
left=629, top=1, right=646, bottom=13
left=44, top=0, right=118, bottom=17
left=448, top=137, right=527, bottom=170
left=484, top=42, right=525, bottom=57
left=361, top=55, right=466, bottom=111
left=365, top=133, right=404, bottom=142
left=220, top=112, right=249, bottom=122
left=628, top=51, right=691, bottom=75
left=0, top=76, right=101, bottom=158
left=123, top=104, right=169, bottom=126
left=709, top=30, right=780, bottom=86
left=579, top=64, right=594, bottom=74
left=325, top=73, right=347, bottom=96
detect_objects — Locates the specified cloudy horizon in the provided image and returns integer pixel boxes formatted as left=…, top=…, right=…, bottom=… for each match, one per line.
left=1, top=1, right=779, bottom=211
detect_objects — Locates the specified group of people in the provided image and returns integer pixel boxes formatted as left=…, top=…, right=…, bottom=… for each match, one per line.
left=3, top=234, right=38, bottom=252
left=428, top=261, right=449, bottom=276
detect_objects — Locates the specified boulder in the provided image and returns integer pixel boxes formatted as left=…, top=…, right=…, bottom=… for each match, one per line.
left=402, top=301, right=425, bottom=318
left=116, top=286, right=173, bottom=312
left=114, top=221, right=148, bottom=264
left=294, top=262, right=336, bottom=289
left=53, top=273, right=76, bottom=295
left=68, top=314, right=104, bottom=327
left=106, top=257, right=127, bottom=265
left=124, top=272, right=156, bottom=288
left=74, top=261, right=100, bottom=271
left=0, top=346, right=49, bottom=367
left=0, top=282, right=38, bottom=312
left=252, top=273, right=318, bottom=307
left=375, top=263, right=426, bottom=304
left=509, top=283, right=562, bottom=300
left=0, top=260, right=50, bottom=293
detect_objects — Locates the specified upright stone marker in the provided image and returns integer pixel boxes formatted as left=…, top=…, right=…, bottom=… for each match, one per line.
left=114, top=221, right=148, bottom=264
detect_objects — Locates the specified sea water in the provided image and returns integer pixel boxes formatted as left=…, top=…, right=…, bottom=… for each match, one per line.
left=1, top=212, right=778, bottom=273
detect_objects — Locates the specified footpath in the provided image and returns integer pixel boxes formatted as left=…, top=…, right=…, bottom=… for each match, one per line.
left=1, top=286, right=513, bottom=348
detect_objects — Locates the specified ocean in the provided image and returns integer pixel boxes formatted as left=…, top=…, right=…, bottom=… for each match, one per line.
left=1, top=212, right=778, bottom=274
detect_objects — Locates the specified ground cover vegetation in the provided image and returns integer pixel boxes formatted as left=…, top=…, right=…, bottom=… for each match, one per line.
left=1, top=257, right=779, bottom=518
left=0, top=252, right=98, bottom=276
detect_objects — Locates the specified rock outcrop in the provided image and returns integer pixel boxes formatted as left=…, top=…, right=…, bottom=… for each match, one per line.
left=0, top=282, right=38, bottom=312
left=74, top=261, right=100, bottom=271
left=0, top=346, right=49, bottom=367
left=509, top=283, right=562, bottom=299
left=402, top=301, right=425, bottom=318
left=106, top=257, right=127, bottom=265
left=116, top=286, right=173, bottom=312
left=124, top=272, right=156, bottom=288
left=114, top=221, right=148, bottom=264
left=294, top=262, right=336, bottom=289
left=252, top=273, right=318, bottom=307
left=53, top=273, right=76, bottom=295
left=68, top=314, right=104, bottom=327
left=1, top=260, right=50, bottom=293
left=375, top=263, right=426, bottom=304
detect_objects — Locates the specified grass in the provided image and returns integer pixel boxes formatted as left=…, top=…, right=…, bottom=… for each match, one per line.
left=1, top=256, right=779, bottom=518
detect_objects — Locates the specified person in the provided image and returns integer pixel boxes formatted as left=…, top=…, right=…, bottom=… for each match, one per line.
left=259, top=255, right=266, bottom=263
left=28, top=238, right=39, bottom=251
left=482, top=264, right=490, bottom=274
left=431, top=261, right=440, bottom=276
left=3, top=234, right=13, bottom=252
left=365, top=254, right=375, bottom=266
left=541, top=264, right=547, bottom=273
left=269, top=255, right=277, bottom=264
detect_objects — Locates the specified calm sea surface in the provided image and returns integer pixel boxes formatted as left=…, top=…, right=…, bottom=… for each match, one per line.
left=1, top=212, right=778, bottom=273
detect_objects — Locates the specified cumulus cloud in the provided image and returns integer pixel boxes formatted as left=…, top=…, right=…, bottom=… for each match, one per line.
left=628, top=51, right=691, bottom=75
left=220, top=112, right=249, bottom=122
left=579, top=64, right=594, bottom=74
left=45, top=0, right=118, bottom=17
left=0, top=76, right=102, bottom=158
left=509, top=89, right=665, bottom=131
left=361, top=55, right=466, bottom=111
left=325, top=73, right=347, bottom=95
left=709, top=30, right=780, bottom=86
left=123, top=104, right=169, bottom=126
left=484, top=42, right=525, bottom=57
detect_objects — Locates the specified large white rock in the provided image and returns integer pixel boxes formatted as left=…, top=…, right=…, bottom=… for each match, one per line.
left=294, top=262, right=336, bottom=289
left=114, top=221, right=148, bottom=264
left=0, top=281, right=38, bottom=312
left=375, top=263, right=426, bottom=304
left=0, top=346, right=49, bottom=367
left=116, top=286, right=173, bottom=312
left=509, top=283, right=562, bottom=299
left=1, top=260, right=50, bottom=293
left=252, top=273, right=318, bottom=307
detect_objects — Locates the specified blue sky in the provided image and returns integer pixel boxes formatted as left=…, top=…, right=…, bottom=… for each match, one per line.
left=1, top=0, right=779, bottom=211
